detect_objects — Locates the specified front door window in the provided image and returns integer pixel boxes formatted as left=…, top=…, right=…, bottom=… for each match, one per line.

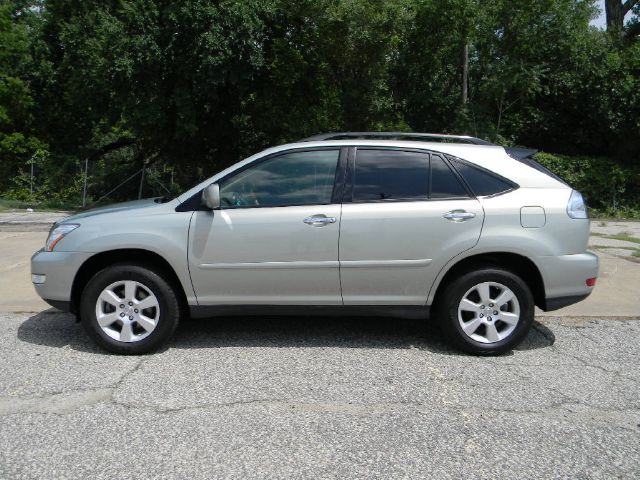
left=220, top=149, right=340, bottom=208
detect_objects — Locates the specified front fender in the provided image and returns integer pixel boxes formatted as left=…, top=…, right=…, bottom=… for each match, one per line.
left=56, top=211, right=197, bottom=304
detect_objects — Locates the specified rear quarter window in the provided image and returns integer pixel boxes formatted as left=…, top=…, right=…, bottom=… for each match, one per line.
left=448, top=158, right=516, bottom=197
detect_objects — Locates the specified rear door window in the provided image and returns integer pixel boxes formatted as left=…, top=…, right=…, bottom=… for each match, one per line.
left=351, top=150, right=472, bottom=201
left=430, top=155, right=469, bottom=198
left=353, top=150, right=429, bottom=201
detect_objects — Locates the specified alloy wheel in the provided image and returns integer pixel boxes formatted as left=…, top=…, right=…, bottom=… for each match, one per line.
left=457, top=281, right=520, bottom=344
left=94, top=280, right=160, bottom=343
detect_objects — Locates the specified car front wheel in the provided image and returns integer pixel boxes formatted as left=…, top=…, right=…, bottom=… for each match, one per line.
left=437, top=268, right=534, bottom=355
left=80, top=264, right=181, bottom=354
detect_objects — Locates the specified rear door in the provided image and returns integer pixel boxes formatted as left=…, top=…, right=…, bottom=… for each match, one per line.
left=339, top=148, right=484, bottom=305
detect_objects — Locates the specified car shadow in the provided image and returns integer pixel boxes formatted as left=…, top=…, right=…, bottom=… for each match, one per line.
left=16, top=310, right=555, bottom=355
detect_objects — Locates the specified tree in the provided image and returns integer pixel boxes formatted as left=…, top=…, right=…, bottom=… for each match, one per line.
left=0, top=1, right=48, bottom=195
left=625, top=3, right=640, bottom=37
left=394, top=0, right=601, bottom=142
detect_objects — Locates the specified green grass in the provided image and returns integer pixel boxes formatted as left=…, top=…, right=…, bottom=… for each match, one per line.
left=591, top=245, right=639, bottom=251
left=0, top=198, right=28, bottom=210
left=0, top=197, right=77, bottom=212
left=602, top=233, right=640, bottom=245
left=591, top=232, right=640, bottom=244
left=591, top=233, right=640, bottom=261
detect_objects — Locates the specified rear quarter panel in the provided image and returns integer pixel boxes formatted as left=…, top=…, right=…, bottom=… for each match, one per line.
left=475, top=188, right=589, bottom=256
left=426, top=187, right=591, bottom=305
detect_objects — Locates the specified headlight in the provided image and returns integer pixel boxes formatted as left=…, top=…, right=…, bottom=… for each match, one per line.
left=45, top=224, right=80, bottom=251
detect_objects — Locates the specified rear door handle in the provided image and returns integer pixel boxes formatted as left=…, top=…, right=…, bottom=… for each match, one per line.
left=303, top=215, right=337, bottom=226
left=443, top=210, right=476, bottom=222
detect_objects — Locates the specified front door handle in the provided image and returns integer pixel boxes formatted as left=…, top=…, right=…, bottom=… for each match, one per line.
left=443, top=210, right=476, bottom=222
left=303, top=215, right=337, bottom=226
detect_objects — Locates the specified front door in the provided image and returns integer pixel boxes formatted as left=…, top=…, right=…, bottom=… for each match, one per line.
left=339, top=148, right=484, bottom=305
left=188, top=148, right=344, bottom=305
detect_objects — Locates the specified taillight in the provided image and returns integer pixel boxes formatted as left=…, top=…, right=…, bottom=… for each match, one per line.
left=567, top=190, right=588, bottom=219
left=586, top=278, right=596, bottom=287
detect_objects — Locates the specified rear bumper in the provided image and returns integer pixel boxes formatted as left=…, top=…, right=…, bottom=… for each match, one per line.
left=533, top=251, right=599, bottom=312
left=31, top=249, right=92, bottom=309
left=544, top=294, right=590, bottom=311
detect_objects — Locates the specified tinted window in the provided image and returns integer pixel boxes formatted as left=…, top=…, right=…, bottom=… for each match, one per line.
left=449, top=159, right=514, bottom=196
left=220, top=149, right=339, bottom=207
left=430, top=155, right=468, bottom=198
left=353, top=150, right=429, bottom=201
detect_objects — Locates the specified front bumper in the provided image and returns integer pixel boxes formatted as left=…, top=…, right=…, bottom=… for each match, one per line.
left=30, top=249, right=93, bottom=311
left=532, top=251, right=599, bottom=311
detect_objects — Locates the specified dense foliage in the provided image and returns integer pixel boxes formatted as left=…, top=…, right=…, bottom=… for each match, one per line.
left=535, top=152, right=640, bottom=217
left=0, top=0, right=639, bottom=214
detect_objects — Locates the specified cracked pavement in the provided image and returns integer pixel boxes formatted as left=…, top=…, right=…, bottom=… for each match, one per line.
left=0, top=312, right=639, bottom=479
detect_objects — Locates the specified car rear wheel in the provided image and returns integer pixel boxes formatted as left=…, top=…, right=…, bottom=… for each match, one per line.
left=437, top=268, right=534, bottom=355
left=80, top=264, right=181, bottom=354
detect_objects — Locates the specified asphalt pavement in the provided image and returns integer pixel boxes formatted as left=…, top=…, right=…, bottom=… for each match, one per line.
left=1, top=311, right=639, bottom=479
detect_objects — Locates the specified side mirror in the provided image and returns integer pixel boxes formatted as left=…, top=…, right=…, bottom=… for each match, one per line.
left=201, top=183, right=220, bottom=210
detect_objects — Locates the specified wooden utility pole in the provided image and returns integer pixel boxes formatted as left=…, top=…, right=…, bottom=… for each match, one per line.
left=82, top=157, right=89, bottom=207
left=462, top=42, right=469, bottom=105
left=138, top=160, right=146, bottom=199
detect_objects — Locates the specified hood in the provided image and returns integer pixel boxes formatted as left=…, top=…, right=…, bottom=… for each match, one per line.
left=59, top=198, right=162, bottom=224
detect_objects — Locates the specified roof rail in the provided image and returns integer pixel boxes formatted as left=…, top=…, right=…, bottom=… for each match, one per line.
left=299, top=132, right=494, bottom=146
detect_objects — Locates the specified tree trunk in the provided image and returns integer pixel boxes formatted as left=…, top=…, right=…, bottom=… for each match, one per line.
left=605, top=0, right=625, bottom=31
left=605, top=0, right=640, bottom=34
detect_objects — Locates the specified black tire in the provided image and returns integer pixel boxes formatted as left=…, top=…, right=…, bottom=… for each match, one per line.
left=436, top=267, right=534, bottom=355
left=80, top=263, right=181, bottom=354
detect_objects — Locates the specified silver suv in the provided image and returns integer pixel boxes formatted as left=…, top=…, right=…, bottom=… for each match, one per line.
left=31, top=132, right=598, bottom=355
